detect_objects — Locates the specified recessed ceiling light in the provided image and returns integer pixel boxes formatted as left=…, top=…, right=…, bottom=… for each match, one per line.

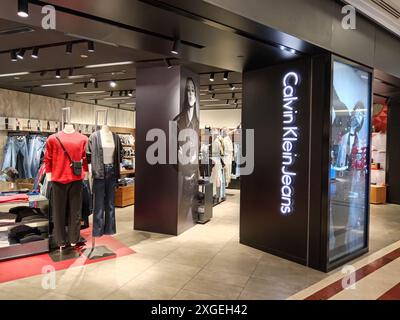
left=0, top=72, right=29, bottom=78
left=80, top=54, right=89, bottom=59
left=85, top=61, right=134, bottom=69
left=75, top=91, right=106, bottom=95
left=109, top=80, right=117, bottom=88
left=104, top=97, right=129, bottom=100
left=40, top=83, right=74, bottom=87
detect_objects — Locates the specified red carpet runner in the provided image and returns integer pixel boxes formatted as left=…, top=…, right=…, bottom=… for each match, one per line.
left=0, top=228, right=134, bottom=284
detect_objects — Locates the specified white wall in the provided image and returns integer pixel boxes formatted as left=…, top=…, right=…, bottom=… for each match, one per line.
left=199, top=109, right=241, bottom=128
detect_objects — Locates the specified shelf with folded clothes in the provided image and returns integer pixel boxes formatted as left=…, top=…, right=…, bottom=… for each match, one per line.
left=0, top=197, right=49, bottom=259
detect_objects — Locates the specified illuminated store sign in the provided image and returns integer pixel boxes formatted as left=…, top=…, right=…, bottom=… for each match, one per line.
left=281, top=72, right=299, bottom=215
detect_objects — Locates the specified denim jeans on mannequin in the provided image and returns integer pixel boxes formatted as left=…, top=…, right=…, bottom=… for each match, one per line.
left=92, top=164, right=117, bottom=237
left=28, top=135, right=47, bottom=180
left=2, top=136, right=31, bottom=178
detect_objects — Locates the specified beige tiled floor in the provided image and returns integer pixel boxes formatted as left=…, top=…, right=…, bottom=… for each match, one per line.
left=1, top=189, right=399, bottom=300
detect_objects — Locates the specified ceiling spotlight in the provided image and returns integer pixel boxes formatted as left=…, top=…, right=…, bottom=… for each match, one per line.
left=17, top=0, right=29, bottom=18
left=235, top=99, right=238, bottom=104
left=66, top=43, right=73, bottom=54
left=80, top=54, right=88, bottom=59
left=55, top=70, right=61, bottom=79
left=110, top=91, right=114, bottom=97
left=109, top=80, right=117, bottom=88
left=289, top=48, right=296, bottom=54
left=165, top=58, right=172, bottom=69
left=87, top=41, right=95, bottom=53
left=90, top=77, right=96, bottom=83
left=84, top=82, right=88, bottom=89
left=94, top=82, right=99, bottom=89
left=94, top=99, right=98, bottom=105
left=11, top=50, right=18, bottom=62
left=124, top=90, right=129, bottom=97
left=31, top=47, right=39, bottom=59
left=209, top=73, right=215, bottom=82
left=17, top=48, right=25, bottom=60
left=65, top=93, right=69, bottom=100
left=223, top=71, right=229, bottom=81
left=279, top=45, right=286, bottom=51
left=208, top=85, right=213, bottom=92
left=128, top=90, right=133, bottom=97
left=232, top=92, right=235, bottom=99
left=119, top=91, right=123, bottom=97
left=226, top=99, right=230, bottom=104
left=171, top=39, right=180, bottom=55
left=229, top=83, right=236, bottom=90
left=212, top=93, right=216, bottom=99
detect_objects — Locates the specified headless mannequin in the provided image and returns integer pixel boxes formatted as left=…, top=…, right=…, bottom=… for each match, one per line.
left=91, top=124, right=117, bottom=238
left=47, top=124, right=88, bottom=249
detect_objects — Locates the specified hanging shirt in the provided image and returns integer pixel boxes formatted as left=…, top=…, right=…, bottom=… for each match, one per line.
left=44, top=131, right=89, bottom=184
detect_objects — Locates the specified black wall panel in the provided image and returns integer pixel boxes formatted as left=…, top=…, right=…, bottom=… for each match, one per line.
left=240, top=58, right=311, bottom=265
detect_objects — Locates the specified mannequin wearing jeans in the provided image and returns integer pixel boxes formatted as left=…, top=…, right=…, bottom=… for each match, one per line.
left=88, top=125, right=118, bottom=237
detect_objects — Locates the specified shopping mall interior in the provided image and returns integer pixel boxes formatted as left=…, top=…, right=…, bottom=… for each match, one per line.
left=1, top=0, right=400, bottom=301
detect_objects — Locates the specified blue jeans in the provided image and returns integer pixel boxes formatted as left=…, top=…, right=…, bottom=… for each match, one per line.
left=2, top=136, right=31, bottom=178
left=92, top=164, right=117, bottom=237
left=28, top=135, right=46, bottom=180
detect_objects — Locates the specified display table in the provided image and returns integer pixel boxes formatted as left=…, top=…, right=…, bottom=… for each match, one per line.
left=115, top=185, right=135, bottom=207
left=370, top=185, right=387, bottom=204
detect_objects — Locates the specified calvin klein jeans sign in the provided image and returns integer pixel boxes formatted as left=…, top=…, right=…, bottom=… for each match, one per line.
left=281, top=72, right=300, bottom=215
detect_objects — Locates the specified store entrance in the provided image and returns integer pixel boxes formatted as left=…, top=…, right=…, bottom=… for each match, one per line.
left=369, top=70, right=400, bottom=253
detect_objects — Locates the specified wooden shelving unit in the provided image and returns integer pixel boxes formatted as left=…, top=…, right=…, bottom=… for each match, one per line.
left=111, top=126, right=135, bottom=207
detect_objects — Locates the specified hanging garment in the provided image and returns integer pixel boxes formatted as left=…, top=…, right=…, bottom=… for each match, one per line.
left=2, top=136, right=31, bottom=178
left=28, top=135, right=47, bottom=180
left=222, top=136, right=234, bottom=186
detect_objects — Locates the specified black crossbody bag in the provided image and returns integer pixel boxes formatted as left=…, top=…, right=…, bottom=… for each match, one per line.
left=55, top=134, right=83, bottom=176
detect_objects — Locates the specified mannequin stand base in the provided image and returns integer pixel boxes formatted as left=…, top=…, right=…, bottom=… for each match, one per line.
left=49, top=247, right=81, bottom=262
left=82, top=246, right=116, bottom=260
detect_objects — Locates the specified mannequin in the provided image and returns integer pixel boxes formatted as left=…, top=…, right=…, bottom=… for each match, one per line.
left=87, top=125, right=122, bottom=238
left=44, top=124, right=89, bottom=250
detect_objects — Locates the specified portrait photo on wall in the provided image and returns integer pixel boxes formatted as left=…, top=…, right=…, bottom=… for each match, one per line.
left=329, top=60, right=371, bottom=263
left=175, top=76, right=200, bottom=232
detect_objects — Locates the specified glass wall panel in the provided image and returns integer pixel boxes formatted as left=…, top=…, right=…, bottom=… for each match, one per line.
left=328, top=60, right=371, bottom=263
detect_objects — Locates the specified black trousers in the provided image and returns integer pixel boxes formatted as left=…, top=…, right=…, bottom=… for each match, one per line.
left=52, top=180, right=82, bottom=246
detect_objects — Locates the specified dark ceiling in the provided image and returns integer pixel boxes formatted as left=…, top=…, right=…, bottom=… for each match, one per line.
left=0, top=18, right=244, bottom=111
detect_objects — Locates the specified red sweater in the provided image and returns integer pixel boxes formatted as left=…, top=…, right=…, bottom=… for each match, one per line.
left=44, top=131, right=89, bottom=184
